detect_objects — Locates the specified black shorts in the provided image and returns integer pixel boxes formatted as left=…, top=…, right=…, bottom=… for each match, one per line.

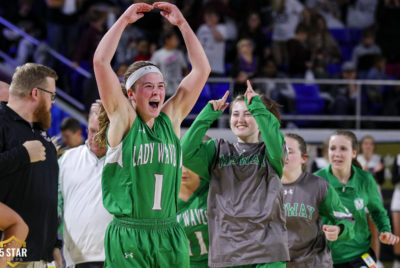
left=333, top=248, right=377, bottom=268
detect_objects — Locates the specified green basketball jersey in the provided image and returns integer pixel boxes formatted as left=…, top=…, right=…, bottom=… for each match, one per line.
left=177, top=180, right=209, bottom=264
left=102, top=112, right=182, bottom=219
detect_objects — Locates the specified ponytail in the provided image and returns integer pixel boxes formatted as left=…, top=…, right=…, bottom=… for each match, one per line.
left=94, top=83, right=128, bottom=147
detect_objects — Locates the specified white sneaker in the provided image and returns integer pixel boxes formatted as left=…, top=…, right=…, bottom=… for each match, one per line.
left=393, top=260, right=400, bottom=268
left=375, top=260, right=384, bottom=268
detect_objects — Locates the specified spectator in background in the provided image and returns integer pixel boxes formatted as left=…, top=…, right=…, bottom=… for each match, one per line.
left=151, top=30, right=188, bottom=99
left=375, top=0, right=400, bottom=64
left=58, top=101, right=112, bottom=268
left=72, top=8, right=107, bottom=70
left=73, top=8, right=108, bottom=112
left=357, top=135, right=384, bottom=185
left=357, top=135, right=385, bottom=268
left=331, top=61, right=357, bottom=118
left=0, top=81, right=9, bottom=102
left=197, top=7, right=228, bottom=76
left=352, top=28, right=382, bottom=72
left=231, top=38, right=259, bottom=96
left=238, top=11, right=269, bottom=61
left=2, top=0, right=47, bottom=65
left=346, top=0, right=378, bottom=29
left=392, top=153, right=400, bottom=268
left=0, top=202, right=29, bottom=268
left=60, top=117, right=84, bottom=149
left=115, top=25, right=144, bottom=67
left=258, top=58, right=296, bottom=115
left=0, top=63, right=61, bottom=267
left=308, top=14, right=341, bottom=69
left=287, top=23, right=311, bottom=77
left=271, top=0, right=306, bottom=66
left=305, top=0, right=344, bottom=28
left=311, top=139, right=329, bottom=173
left=198, top=0, right=238, bottom=66
left=45, top=0, right=81, bottom=64
left=133, top=38, right=151, bottom=62
left=364, top=55, right=387, bottom=114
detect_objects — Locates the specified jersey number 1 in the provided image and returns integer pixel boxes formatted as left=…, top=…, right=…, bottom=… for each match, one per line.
left=189, top=231, right=208, bottom=256
left=152, top=174, right=163, bottom=210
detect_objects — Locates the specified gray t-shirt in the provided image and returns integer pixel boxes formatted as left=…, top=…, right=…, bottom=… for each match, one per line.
left=283, top=172, right=333, bottom=268
left=208, top=139, right=289, bottom=267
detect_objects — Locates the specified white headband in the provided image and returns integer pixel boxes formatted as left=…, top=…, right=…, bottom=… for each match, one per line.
left=125, top=65, right=163, bottom=90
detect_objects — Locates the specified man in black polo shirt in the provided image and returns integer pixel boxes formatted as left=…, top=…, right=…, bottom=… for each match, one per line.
left=0, top=63, right=60, bottom=267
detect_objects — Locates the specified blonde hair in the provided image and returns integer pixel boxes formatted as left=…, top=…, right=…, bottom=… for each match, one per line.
left=95, top=61, right=160, bottom=146
left=9, top=63, right=58, bottom=98
left=229, top=94, right=282, bottom=125
left=94, top=84, right=128, bottom=147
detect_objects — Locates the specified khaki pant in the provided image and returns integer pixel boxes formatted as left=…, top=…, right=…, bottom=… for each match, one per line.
left=7, top=261, right=48, bottom=268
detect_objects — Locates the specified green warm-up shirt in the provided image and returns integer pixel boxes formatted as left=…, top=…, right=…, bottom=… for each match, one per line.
left=315, top=165, right=391, bottom=264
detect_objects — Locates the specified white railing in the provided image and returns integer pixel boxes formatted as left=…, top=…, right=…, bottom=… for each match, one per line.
left=200, top=77, right=400, bottom=129
left=0, top=16, right=91, bottom=78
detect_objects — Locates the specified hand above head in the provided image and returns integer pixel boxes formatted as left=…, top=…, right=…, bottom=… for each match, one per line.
left=323, top=225, right=340, bottom=241
left=209, top=90, right=229, bottom=112
left=379, top=232, right=400, bottom=245
left=153, top=2, right=186, bottom=27
left=122, top=3, right=153, bottom=24
left=244, top=80, right=258, bottom=105
left=23, top=140, right=46, bottom=163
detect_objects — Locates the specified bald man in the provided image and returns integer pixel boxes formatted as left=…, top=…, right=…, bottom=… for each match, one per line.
left=0, top=81, right=9, bottom=102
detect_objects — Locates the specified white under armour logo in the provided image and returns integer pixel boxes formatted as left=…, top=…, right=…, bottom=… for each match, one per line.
left=138, top=128, right=146, bottom=133
left=284, top=189, right=294, bottom=195
left=124, top=252, right=134, bottom=258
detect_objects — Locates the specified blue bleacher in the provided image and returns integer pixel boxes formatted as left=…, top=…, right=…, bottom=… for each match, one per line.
left=329, top=29, right=352, bottom=45
left=330, top=28, right=362, bottom=63
left=49, top=105, right=70, bottom=137
left=327, top=63, right=342, bottom=76
left=49, top=105, right=87, bottom=138
left=293, top=84, right=325, bottom=126
left=209, top=83, right=230, bottom=99
left=340, top=45, right=354, bottom=62
left=190, top=83, right=212, bottom=114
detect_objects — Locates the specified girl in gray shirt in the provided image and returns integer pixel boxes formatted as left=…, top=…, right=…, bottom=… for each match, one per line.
left=282, top=133, right=354, bottom=268
left=182, top=81, right=289, bottom=267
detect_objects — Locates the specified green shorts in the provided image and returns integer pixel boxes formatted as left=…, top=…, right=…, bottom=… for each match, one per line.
left=232, top=262, right=286, bottom=268
left=104, top=216, right=189, bottom=268
left=190, top=259, right=209, bottom=268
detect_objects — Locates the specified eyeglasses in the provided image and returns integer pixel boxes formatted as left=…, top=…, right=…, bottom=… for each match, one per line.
left=37, top=87, right=56, bottom=101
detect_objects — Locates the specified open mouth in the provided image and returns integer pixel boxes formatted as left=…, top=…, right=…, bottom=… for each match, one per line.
left=149, top=101, right=159, bottom=109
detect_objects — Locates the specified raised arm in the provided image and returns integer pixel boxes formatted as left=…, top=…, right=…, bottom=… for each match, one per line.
left=93, top=3, right=153, bottom=146
left=181, top=91, right=229, bottom=180
left=244, top=81, right=285, bottom=177
left=157, top=2, right=211, bottom=133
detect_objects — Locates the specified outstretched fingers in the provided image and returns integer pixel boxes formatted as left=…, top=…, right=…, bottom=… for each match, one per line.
left=124, top=3, right=153, bottom=24
left=210, top=91, right=230, bottom=112
left=244, top=80, right=257, bottom=104
left=153, top=2, right=184, bottom=26
left=135, top=3, right=153, bottom=12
